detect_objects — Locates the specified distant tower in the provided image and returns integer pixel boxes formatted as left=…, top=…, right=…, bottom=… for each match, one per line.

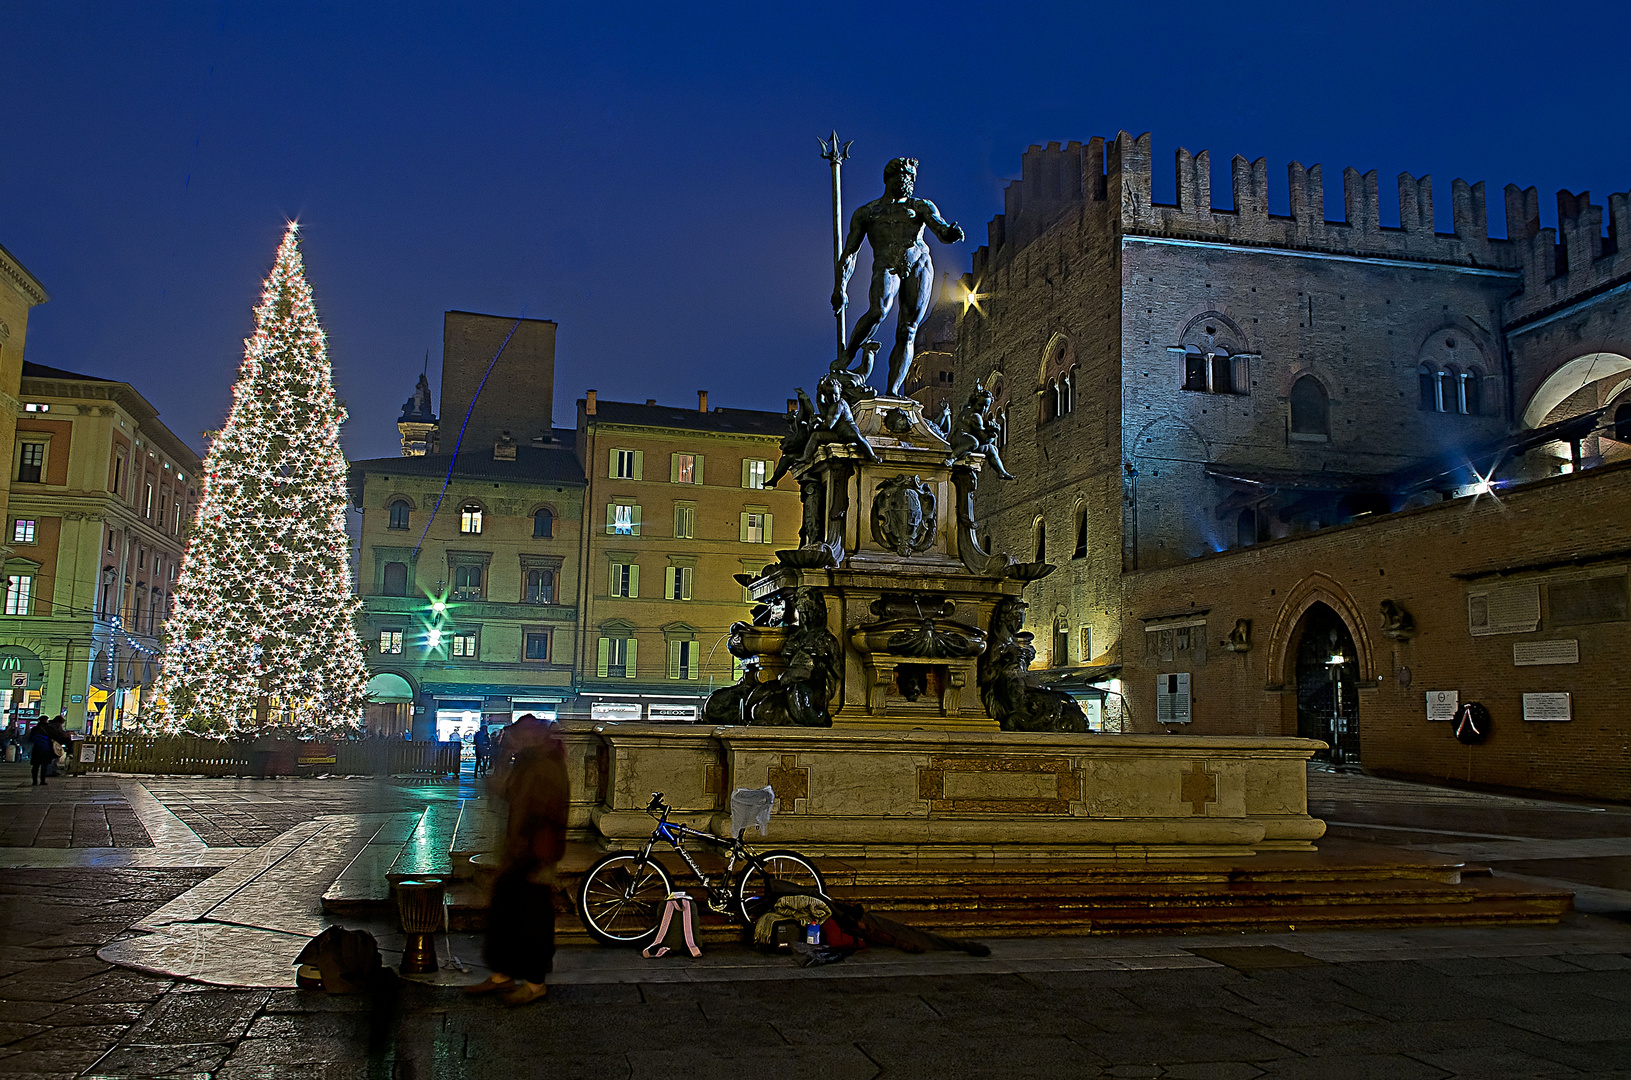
left=398, top=373, right=437, bottom=456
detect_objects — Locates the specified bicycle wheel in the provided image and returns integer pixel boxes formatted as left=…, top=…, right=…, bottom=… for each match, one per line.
left=577, top=852, right=675, bottom=947
left=734, top=850, right=826, bottom=924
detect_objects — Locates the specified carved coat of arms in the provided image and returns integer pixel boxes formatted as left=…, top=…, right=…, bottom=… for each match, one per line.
left=871, top=474, right=937, bottom=557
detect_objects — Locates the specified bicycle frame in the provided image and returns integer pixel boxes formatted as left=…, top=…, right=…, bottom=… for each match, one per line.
left=636, top=804, right=754, bottom=912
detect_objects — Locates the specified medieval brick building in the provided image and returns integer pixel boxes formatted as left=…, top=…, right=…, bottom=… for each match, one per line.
left=952, top=133, right=1631, bottom=798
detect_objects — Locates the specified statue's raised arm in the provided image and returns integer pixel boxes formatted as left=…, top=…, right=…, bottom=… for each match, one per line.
left=830, top=157, right=963, bottom=397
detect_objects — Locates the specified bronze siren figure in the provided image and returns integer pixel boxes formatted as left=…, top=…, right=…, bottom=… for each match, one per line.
left=832, top=157, right=965, bottom=396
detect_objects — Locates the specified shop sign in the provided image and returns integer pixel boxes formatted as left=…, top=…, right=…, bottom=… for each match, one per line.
left=590, top=702, right=642, bottom=722
left=1425, top=690, right=1458, bottom=721
left=79, top=745, right=96, bottom=763
left=70, top=694, right=83, bottom=703
left=648, top=704, right=697, bottom=721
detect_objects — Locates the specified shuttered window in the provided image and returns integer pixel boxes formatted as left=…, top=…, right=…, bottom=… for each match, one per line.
left=607, top=503, right=641, bottom=535
left=664, top=566, right=693, bottom=601
left=671, top=453, right=704, bottom=484
left=597, top=636, right=637, bottom=678
left=667, top=639, right=698, bottom=680
left=609, top=562, right=639, bottom=598
left=739, top=510, right=773, bottom=544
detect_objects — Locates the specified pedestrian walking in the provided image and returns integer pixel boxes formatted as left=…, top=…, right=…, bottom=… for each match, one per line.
left=472, top=724, right=490, bottom=778
left=463, top=713, right=568, bottom=1006
left=28, top=715, right=69, bottom=786
left=2, top=718, right=18, bottom=763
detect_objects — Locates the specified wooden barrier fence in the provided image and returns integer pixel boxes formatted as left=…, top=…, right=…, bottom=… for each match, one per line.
left=71, top=736, right=460, bottom=777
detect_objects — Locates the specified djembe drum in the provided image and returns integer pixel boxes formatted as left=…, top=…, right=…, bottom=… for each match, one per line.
left=394, top=878, right=446, bottom=974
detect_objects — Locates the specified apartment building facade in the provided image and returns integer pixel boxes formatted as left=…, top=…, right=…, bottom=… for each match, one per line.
left=572, top=392, right=798, bottom=721
left=0, top=362, right=200, bottom=730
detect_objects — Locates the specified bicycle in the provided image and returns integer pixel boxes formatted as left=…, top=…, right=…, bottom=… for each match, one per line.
left=576, top=791, right=826, bottom=947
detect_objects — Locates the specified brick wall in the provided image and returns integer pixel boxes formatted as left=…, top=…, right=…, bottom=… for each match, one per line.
left=1119, top=460, right=1631, bottom=802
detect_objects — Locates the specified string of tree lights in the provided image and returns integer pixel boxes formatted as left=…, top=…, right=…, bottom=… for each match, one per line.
left=148, top=223, right=369, bottom=735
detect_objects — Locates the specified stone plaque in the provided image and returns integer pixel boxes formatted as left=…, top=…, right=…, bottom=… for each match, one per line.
left=1522, top=692, right=1571, bottom=722
left=1425, top=691, right=1458, bottom=721
left=917, top=754, right=1080, bottom=814
left=1513, top=639, right=1579, bottom=666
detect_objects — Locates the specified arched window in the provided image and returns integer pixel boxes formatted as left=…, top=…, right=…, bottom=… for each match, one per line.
left=388, top=500, right=410, bottom=530
left=1177, top=315, right=1250, bottom=396
left=459, top=503, right=483, bottom=534
left=1039, top=339, right=1076, bottom=424
left=1072, top=503, right=1087, bottom=559
left=1209, top=347, right=1234, bottom=394
left=1617, top=402, right=1631, bottom=443
left=453, top=563, right=483, bottom=598
left=1438, top=366, right=1458, bottom=415
left=1459, top=370, right=1482, bottom=416
left=533, top=507, right=554, bottom=539
left=526, top=567, right=556, bottom=603
left=1183, top=347, right=1208, bottom=391
left=1289, top=376, right=1329, bottom=437
left=1418, top=365, right=1437, bottom=411
left=1033, top=518, right=1047, bottom=563
left=382, top=562, right=408, bottom=597
left=1236, top=508, right=1256, bottom=548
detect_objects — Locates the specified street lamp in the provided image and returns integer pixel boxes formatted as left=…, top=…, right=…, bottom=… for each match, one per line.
left=1326, top=651, right=1352, bottom=772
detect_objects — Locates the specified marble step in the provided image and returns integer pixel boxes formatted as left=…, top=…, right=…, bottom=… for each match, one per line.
left=320, top=812, right=423, bottom=917
left=385, top=801, right=465, bottom=882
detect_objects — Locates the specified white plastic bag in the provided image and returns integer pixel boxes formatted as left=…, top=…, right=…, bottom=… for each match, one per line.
left=731, top=785, right=775, bottom=838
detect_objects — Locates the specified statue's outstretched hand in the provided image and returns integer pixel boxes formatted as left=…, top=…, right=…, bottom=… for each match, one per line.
left=831, top=288, right=846, bottom=313
left=947, top=223, right=966, bottom=244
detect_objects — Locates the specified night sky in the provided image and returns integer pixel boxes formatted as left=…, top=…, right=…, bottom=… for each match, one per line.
left=7, top=2, right=1630, bottom=462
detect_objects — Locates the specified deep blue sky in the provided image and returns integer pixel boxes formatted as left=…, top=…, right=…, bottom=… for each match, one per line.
left=6, top=2, right=1630, bottom=462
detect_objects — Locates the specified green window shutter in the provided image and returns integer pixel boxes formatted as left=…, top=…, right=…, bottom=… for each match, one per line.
left=739, top=512, right=750, bottom=542
left=625, top=637, right=638, bottom=678
left=741, top=459, right=751, bottom=487
left=670, top=454, right=681, bottom=483
left=630, top=504, right=642, bottom=536
left=681, top=567, right=693, bottom=601
left=665, top=566, right=677, bottom=599
left=596, top=637, right=609, bottom=678
left=668, top=640, right=680, bottom=679
left=608, top=449, right=618, bottom=478
left=609, top=562, right=619, bottom=595
left=694, top=455, right=704, bottom=486
left=687, top=642, right=699, bottom=680
left=633, top=450, right=644, bottom=480
left=627, top=563, right=639, bottom=598
left=606, top=503, right=616, bottom=534
left=762, top=513, right=773, bottom=545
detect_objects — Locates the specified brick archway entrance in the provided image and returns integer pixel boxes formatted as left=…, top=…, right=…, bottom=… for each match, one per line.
left=1291, top=603, right=1360, bottom=769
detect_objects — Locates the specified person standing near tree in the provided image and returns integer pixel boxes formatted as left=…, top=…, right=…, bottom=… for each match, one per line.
left=463, top=714, right=568, bottom=1006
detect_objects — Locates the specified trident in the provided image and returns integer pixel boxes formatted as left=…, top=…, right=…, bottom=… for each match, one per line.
left=819, top=130, right=853, bottom=356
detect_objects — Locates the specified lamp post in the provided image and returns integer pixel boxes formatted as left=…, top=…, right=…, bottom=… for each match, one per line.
left=1326, top=651, right=1351, bottom=772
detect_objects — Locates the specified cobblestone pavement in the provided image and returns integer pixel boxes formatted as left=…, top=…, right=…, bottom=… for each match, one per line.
left=4, top=865, right=1631, bottom=1078
left=0, top=778, right=151, bottom=850
left=1, top=767, right=1629, bottom=1077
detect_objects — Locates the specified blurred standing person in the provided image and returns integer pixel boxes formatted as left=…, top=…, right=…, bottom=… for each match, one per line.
left=28, top=715, right=69, bottom=786
left=463, top=714, right=568, bottom=1006
left=472, top=724, right=491, bottom=778
left=2, top=717, right=18, bottom=763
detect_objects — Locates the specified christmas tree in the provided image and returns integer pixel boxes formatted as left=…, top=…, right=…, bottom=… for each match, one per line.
left=150, top=223, right=369, bottom=735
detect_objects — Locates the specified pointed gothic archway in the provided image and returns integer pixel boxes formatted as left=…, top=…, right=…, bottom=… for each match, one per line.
left=1265, top=572, right=1375, bottom=764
